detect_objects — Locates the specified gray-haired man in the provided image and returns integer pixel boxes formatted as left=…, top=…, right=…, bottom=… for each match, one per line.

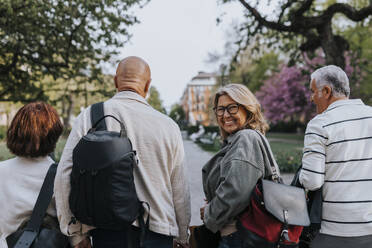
left=299, top=65, right=372, bottom=248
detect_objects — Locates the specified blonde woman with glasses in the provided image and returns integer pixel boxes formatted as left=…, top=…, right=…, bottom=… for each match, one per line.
left=200, top=84, right=280, bottom=248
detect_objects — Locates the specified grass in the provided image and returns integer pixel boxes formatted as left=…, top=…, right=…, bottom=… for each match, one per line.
left=266, top=132, right=304, bottom=142
left=196, top=132, right=304, bottom=173
left=269, top=140, right=303, bottom=173
left=0, top=137, right=67, bottom=162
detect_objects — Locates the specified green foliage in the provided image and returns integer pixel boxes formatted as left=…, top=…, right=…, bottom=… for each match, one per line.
left=342, top=18, right=372, bottom=105
left=169, top=104, right=186, bottom=128
left=45, top=74, right=116, bottom=128
left=147, top=86, right=166, bottom=114
left=0, top=137, right=67, bottom=162
left=186, top=125, right=200, bottom=135
left=221, top=0, right=372, bottom=68
left=229, top=51, right=280, bottom=92
left=197, top=132, right=303, bottom=173
left=0, top=126, right=7, bottom=140
left=0, top=141, right=13, bottom=161
left=270, top=141, right=302, bottom=173
left=204, top=126, right=219, bottom=134
left=0, top=0, right=146, bottom=102
left=269, top=121, right=305, bottom=133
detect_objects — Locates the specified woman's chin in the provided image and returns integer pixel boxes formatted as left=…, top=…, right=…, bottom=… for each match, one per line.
left=223, top=127, right=239, bottom=135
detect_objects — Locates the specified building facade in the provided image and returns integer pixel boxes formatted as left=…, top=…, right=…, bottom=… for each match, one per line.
left=181, top=71, right=217, bottom=126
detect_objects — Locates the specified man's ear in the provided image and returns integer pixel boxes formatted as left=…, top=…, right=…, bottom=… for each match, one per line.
left=144, top=79, right=151, bottom=96
left=323, top=85, right=332, bottom=99
left=114, top=76, right=118, bottom=89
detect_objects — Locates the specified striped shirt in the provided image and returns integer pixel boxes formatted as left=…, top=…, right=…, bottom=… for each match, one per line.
left=299, top=99, right=372, bottom=237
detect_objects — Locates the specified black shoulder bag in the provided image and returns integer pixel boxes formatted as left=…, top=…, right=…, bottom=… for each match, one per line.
left=6, top=163, right=70, bottom=248
left=291, top=166, right=322, bottom=248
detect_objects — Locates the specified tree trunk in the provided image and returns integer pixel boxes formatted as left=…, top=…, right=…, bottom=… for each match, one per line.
left=318, top=21, right=346, bottom=68
left=62, top=95, right=74, bottom=129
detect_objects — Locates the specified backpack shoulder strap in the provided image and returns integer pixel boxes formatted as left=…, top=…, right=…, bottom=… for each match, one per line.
left=91, top=102, right=107, bottom=131
left=14, top=163, right=58, bottom=248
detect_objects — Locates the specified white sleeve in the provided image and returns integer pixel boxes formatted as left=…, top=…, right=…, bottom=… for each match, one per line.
left=170, top=128, right=191, bottom=243
left=54, top=111, right=91, bottom=246
left=299, top=118, right=328, bottom=190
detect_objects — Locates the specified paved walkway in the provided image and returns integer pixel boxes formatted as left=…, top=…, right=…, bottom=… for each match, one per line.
left=184, top=139, right=294, bottom=226
left=184, top=139, right=211, bottom=226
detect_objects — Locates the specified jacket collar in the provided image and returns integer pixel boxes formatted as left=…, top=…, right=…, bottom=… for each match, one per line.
left=324, top=99, right=364, bottom=113
left=112, top=90, right=150, bottom=106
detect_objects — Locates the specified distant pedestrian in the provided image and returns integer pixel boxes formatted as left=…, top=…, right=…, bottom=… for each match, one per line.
left=299, top=65, right=372, bottom=248
left=54, top=56, right=191, bottom=248
left=200, top=84, right=280, bottom=248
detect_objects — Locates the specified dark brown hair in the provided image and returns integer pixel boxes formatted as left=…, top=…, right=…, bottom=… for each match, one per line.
left=6, top=102, right=63, bottom=157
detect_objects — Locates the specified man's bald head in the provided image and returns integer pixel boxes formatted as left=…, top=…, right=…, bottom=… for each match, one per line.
left=114, top=56, right=151, bottom=97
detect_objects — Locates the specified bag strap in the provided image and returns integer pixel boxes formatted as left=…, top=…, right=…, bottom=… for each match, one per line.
left=91, top=102, right=107, bottom=131
left=13, top=163, right=58, bottom=248
left=90, top=102, right=128, bottom=137
left=254, top=130, right=280, bottom=182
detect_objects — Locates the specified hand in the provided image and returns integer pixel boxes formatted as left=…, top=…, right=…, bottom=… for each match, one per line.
left=173, top=240, right=190, bottom=248
left=200, top=206, right=205, bottom=221
left=73, top=237, right=91, bottom=248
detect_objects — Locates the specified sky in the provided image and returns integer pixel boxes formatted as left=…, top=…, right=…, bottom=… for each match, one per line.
left=118, top=0, right=246, bottom=110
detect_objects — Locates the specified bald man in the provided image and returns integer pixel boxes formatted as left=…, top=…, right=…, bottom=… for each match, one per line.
left=55, top=56, right=191, bottom=248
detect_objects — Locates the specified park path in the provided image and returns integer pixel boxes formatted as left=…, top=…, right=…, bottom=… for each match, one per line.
left=184, top=139, right=211, bottom=226
left=183, top=138, right=294, bottom=226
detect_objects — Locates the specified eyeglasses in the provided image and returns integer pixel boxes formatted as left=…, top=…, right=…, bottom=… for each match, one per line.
left=213, top=103, right=240, bottom=117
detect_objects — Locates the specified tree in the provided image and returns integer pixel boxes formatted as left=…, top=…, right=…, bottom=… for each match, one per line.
left=341, top=12, right=372, bottom=104
left=222, top=0, right=372, bottom=68
left=169, top=104, right=186, bottom=128
left=256, top=65, right=313, bottom=124
left=256, top=51, right=363, bottom=125
left=44, top=74, right=115, bottom=127
left=147, top=86, right=166, bottom=114
left=229, top=51, right=280, bottom=92
left=0, top=0, right=146, bottom=102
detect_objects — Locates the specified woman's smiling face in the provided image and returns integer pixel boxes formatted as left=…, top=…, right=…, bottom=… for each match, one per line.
left=216, top=94, right=248, bottom=136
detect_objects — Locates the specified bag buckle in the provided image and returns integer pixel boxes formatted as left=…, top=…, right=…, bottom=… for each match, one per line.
left=283, top=210, right=288, bottom=223
left=280, top=228, right=290, bottom=241
left=271, top=174, right=280, bottom=182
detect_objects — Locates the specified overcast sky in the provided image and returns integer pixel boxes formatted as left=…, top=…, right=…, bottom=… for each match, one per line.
left=117, top=0, right=246, bottom=109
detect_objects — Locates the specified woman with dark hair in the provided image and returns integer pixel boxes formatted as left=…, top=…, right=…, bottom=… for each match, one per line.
left=200, top=84, right=281, bottom=248
left=0, top=102, right=88, bottom=248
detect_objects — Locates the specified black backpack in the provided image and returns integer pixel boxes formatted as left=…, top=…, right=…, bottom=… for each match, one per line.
left=69, top=102, right=148, bottom=243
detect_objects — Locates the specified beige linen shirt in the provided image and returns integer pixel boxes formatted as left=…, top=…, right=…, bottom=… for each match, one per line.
left=54, top=91, right=191, bottom=244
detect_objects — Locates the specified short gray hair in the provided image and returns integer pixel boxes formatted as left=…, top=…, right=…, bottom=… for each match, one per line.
left=311, top=65, right=350, bottom=97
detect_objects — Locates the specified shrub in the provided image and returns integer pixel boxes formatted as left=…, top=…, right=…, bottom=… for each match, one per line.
left=269, top=121, right=306, bottom=133
left=204, top=126, right=219, bottom=134
left=186, top=125, right=200, bottom=135
left=0, top=126, right=7, bottom=141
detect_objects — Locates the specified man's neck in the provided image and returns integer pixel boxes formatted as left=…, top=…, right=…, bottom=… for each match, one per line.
left=117, top=86, right=145, bottom=97
left=329, top=96, right=348, bottom=105
left=119, top=88, right=138, bottom=94
left=326, top=96, right=348, bottom=110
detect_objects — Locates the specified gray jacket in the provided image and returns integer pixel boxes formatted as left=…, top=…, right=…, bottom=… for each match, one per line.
left=202, top=129, right=277, bottom=233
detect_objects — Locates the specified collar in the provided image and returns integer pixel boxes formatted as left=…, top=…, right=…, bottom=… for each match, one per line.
left=324, top=99, right=364, bottom=113
left=226, top=131, right=238, bottom=144
left=15, top=156, right=53, bottom=164
left=112, top=90, right=150, bottom=106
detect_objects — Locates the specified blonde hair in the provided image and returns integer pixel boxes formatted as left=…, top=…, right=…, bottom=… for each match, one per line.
left=214, top=84, right=269, bottom=139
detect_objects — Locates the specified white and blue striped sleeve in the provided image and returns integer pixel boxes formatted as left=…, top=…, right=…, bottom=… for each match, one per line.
left=299, top=117, right=328, bottom=190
